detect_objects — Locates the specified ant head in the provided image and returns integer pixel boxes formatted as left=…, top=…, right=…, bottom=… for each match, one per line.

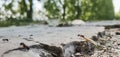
left=20, top=42, right=25, bottom=45
left=20, top=42, right=29, bottom=50
left=78, top=34, right=85, bottom=38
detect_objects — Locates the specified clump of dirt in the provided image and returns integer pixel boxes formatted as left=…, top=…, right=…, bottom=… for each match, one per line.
left=1, top=42, right=63, bottom=57
left=104, top=24, right=120, bottom=29
left=62, top=28, right=120, bottom=57
left=91, top=28, right=120, bottom=57
left=91, top=36, right=120, bottom=57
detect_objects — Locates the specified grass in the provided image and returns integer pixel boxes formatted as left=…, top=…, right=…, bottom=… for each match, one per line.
left=0, top=17, right=120, bottom=27
left=0, top=19, right=48, bottom=27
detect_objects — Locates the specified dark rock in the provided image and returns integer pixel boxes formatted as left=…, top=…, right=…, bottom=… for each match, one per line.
left=2, top=39, right=9, bottom=42
left=91, top=36, right=99, bottom=41
left=118, top=43, right=120, bottom=46
left=104, top=24, right=120, bottom=29
left=56, top=23, right=72, bottom=27
left=97, top=31, right=105, bottom=38
left=115, top=32, right=120, bottom=35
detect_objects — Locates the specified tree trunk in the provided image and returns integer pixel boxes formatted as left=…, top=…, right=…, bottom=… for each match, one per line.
left=76, top=1, right=81, bottom=19
left=76, top=6, right=81, bottom=19
left=27, top=0, right=33, bottom=21
left=62, top=0, right=67, bottom=24
left=62, top=4, right=65, bottom=21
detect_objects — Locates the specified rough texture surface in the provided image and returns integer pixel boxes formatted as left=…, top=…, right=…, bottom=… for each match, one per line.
left=0, top=20, right=120, bottom=57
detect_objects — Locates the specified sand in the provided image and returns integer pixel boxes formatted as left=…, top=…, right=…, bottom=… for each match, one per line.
left=0, top=20, right=120, bottom=57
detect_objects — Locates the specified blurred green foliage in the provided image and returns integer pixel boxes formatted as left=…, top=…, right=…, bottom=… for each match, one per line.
left=0, top=0, right=35, bottom=27
left=81, top=0, right=114, bottom=21
left=0, top=18, right=47, bottom=27
left=2, top=0, right=33, bottom=21
left=44, top=0, right=115, bottom=22
left=0, top=0, right=116, bottom=26
left=115, top=11, right=120, bottom=19
left=44, top=0, right=81, bottom=24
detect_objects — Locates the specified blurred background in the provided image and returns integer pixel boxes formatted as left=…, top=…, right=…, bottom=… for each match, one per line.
left=0, top=0, right=120, bottom=27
